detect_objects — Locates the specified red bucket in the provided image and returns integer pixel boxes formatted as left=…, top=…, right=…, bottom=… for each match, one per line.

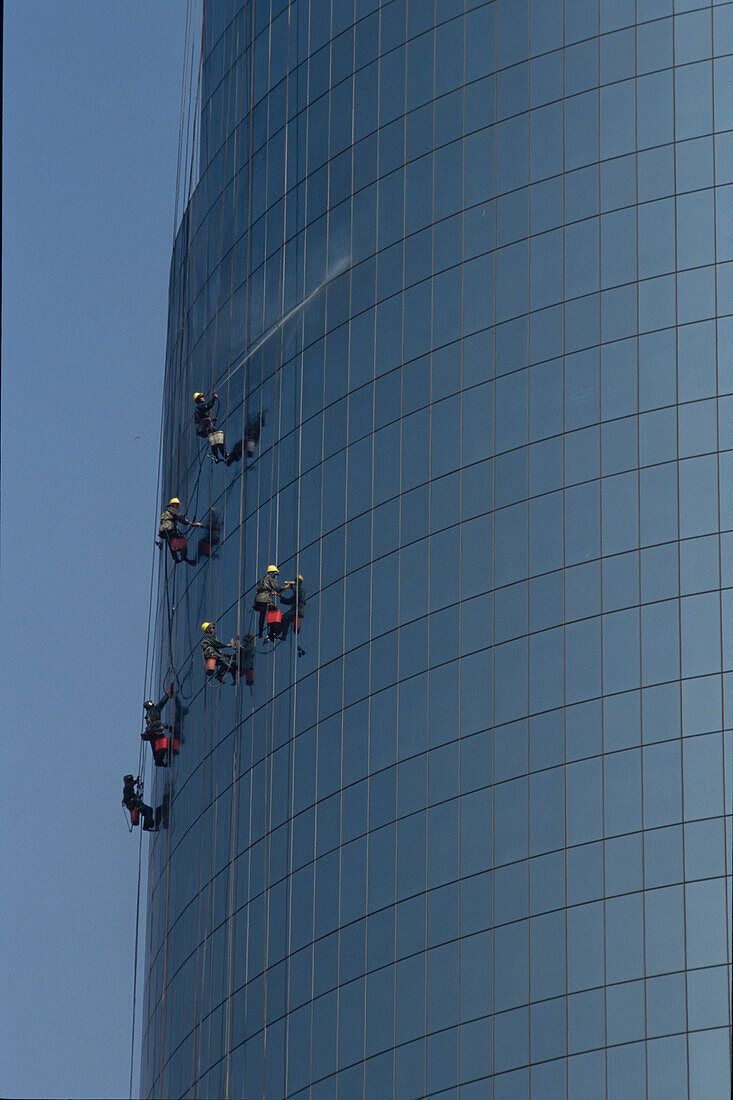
left=129, top=807, right=140, bottom=826
left=266, top=609, right=282, bottom=626
left=205, top=656, right=217, bottom=674
left=170, top=536, right=187, bottom=552
left=295, top=617, right=302, bottom=633
left=154, top=735, right=169, bottom=753
left=245, top=668, right=254, bottom=685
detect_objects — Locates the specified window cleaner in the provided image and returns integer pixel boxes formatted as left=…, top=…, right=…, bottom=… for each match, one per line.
left=194, top=391, right=226, bottom=462
left=194, top=392, right=243, bottom=466
left=158, top=498, right=203, bottom=564
left=122, top=775, right=155, bottom=831
left=201, top=622, right=237, bottom=683
left=141, top=687, right=175, bottom=767
left=253, top=565, right=286, bottom=639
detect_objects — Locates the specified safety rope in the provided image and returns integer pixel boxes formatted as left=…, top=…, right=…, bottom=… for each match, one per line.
left=128, top=4, right=203, bottom=1095
left=155, top=6, right=204, bottom=1096
left=183, top=5, right=247, bottom=1089
left=219, top=3, right=258, bottom=1084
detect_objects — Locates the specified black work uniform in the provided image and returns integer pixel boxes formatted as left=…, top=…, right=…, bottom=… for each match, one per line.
left=194, top=397, right=217, bottom=436
left=195, top=396, right=227, bottom=461
left=253, top=574, right=283, bottom=637
left=122, top=778, right=154, bottom=830
left=143, top=693, right=171, bottom=739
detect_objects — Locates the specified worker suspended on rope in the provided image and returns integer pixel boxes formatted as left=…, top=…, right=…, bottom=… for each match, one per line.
left=194, top=392, right=243, bottom=466
left=158, top=498, right=202, bottom=564
left=122, top=775, right=155, bottom=831
left=280, top=574, right=306, bottom=640
left=201, top=622, right=236, bottom=683
left=141, top=686, right=175, bottom=767
left=244, top=410, right=266, bottom=457
left=253, top=564, right=286, bottom=639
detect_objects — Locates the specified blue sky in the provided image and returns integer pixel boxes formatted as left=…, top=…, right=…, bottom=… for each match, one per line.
left=2, top=4, right=188, bottom=1095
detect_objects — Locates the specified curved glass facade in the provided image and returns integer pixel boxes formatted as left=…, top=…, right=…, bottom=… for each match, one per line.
left=141, top=2, right=733, bottom=1096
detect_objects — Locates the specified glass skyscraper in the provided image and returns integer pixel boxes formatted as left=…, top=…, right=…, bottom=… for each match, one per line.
left=141, top=2, right=733, bottom=1096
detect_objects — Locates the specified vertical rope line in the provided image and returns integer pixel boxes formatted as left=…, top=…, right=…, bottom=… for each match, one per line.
left=174, top=0, right=194, bottom=237
left=560, top=2, right=569, bottom=1090
left=524, top=3, right=532, bottom=1087
left=361, top=1, right=382, bottom=1091
left=632, top=4, right=650, bottom=1096
left=257, top=31, right=283, bottom=1037
left=199, top=3, right=246, bottom=1080
left=389, top=2, right=409, bottom=1091
left=300, top=0, right=329, bottom=1083
left=593, top=8, right=610, bottom=1096
left=456, top=1, right=467, bottom=1089
left=198, top=739, right=221, bottom=1098
left=709, top=0, right=732, bottom=1044
left=284, top=2, right=310, bottom=1087
left=188, top=6, right=243, bottom=1090
left=260, top=3, right=278, bottom=1080
left=333, top=9, right=356, bottom=1091
left=215, top=14, right=246, bottom=1092
left=129, top=0, right=184, bottom=1061
left=241, top=3, right=263, bottom=1089
left=158, top=12, right=205, bottom=1096
left=129, top=796, right=147, bottom=1099
left=307, top=15, right=330, bottom=1081
left=669, top=11, right=692, bottom=1093
left=272, top=0, right=294, bottom=575
left=490, top=0, right=499, bottom=1084
left=423, top=1, right=437, bottom=1090
left=181, top=10, right=221, bottom=1094
left=222, top=9, right=251, bottom=1093
left=262, top=3, right=295, bottom=1089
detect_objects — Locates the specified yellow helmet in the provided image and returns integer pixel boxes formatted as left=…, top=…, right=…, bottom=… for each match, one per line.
left=201, top=621, right=214, bottom=632
left=169, top=497, right=180, bottom=506
left=193, top=392, right=204, bottom=402
left=266, top=564, right=279, bottom=574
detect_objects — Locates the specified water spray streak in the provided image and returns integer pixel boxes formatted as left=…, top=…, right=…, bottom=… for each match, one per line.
left=219, top=254, right=351, bottom=388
